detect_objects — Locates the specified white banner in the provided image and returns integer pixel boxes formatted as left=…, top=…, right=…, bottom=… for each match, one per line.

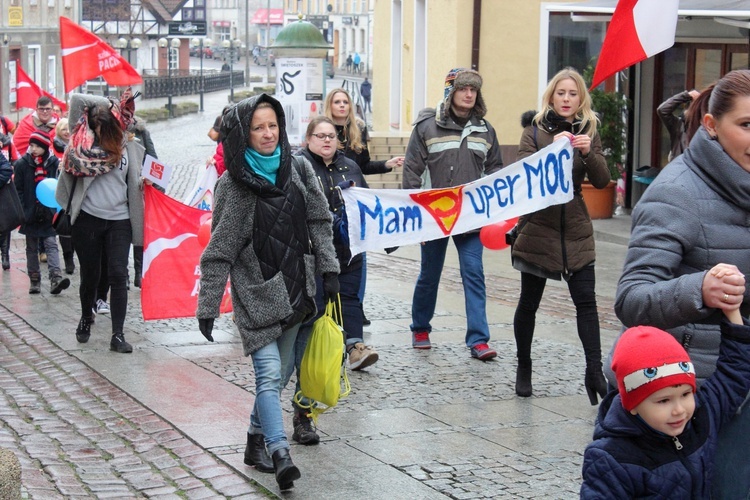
left=183, top=163, right=218, bottom=211
left=342, top=139, right=574, bottom=256
left=141, top=154, right=173, bottom=191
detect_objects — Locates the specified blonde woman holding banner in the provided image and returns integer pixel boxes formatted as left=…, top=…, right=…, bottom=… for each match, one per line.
left=511, top=67, right=610, bottom=403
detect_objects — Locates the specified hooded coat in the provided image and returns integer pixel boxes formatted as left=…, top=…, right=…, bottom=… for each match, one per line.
left=402, top=72, right=502, bottom=190
left=510, top=110, right=609, bottom=278
left=196, top=94, right=339, bottom=356
left=611, top=127, right=750, bottom=383
left=581, top=320, right=750, bottom=499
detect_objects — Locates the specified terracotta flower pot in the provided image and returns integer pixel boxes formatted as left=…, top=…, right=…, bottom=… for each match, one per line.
left=581, top=181, right=616, bottom=220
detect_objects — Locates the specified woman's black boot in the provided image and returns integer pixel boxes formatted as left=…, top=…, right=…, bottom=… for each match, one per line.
left=1, top=232, right=10, bottom=270
left=243, top=433, right=274, bottom=473
left=584, top=363, right=609, bottom=405
left=515, top=358, right=532, bottom=397
left=272, top=448, right=301, bottom=490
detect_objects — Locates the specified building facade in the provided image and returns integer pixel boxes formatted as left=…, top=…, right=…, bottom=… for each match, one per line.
left=372, top=0, right=750, bottom=207
left=0, top=0, right=80, bottom=114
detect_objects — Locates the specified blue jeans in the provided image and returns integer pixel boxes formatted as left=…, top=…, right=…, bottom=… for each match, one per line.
left=72, top=212, right=132, bottom=334
left=712, top=396, right=750, bottom=499
left=249, top=323, right=300, bottom=455
left=410, top=233, right=489, bottom=347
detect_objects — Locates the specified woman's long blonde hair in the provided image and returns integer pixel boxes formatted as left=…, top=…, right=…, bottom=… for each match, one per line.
left=534, top=67, right=599, bottom=138
left=324, top=88, right=365, bottom=153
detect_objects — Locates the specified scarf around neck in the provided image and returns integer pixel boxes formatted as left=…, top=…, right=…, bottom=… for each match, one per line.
left=244, top=145, right=281, bottom=185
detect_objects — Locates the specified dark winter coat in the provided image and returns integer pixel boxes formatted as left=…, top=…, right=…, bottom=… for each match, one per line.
left=14, top=152, right=58, bottom=238
left=581, top=320, right=750, bottom=499
left=611, top=127, right=750, bottom=383
left=402, top=101, right=503, bottom=190
left=197, top=94, right=339, bottom=356
left=334, top=121, right=390, bottom=185
left=511, top=110, right=609, bottom=278
left=657, top=90, right=692, bottom=162
left=298, top=148, right=363, bottom=273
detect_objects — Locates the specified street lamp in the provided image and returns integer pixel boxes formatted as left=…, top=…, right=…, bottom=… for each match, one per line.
left=191, top=37, right=211, bottom=112
left=158, top=37, right=181, bottom=118
left=115, top=36, right=142, bottom=65
left=222, top=38, right=242, bottom=103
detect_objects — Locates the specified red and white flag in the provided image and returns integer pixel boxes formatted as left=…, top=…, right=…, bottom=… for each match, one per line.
left=59, top=16, right=142, bottom=93
left=590, top=0, right=679, bottom=90
left=15, top=64, right=67, bottom=111
left=141, top=185, right=232, bottom=321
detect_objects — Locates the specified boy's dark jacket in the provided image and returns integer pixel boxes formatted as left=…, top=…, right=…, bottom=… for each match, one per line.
left=581, top=320, right=750, bottom=499
left=13, top=152, right=58, bottom=238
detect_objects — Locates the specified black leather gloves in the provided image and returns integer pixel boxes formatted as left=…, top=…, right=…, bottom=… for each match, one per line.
left=322, top=272, right=340, bottom=302
left=198, top=318, right=215, bottom=342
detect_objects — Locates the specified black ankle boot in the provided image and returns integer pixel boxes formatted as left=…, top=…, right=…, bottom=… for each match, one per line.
left=515, top=358, right=532, bottom=397
left=243, top=433, right=274, bottom=473
left=272, top=448, right=301, bottom=490
left=292, top=408, right=320, bottom=445
left=133, top=245, right=143, bottom=288
left=585, top=364, right=609, bottom=405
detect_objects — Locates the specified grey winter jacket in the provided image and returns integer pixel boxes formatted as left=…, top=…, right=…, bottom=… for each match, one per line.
left=402, top=101, right=503, bottom=190
left=196, top=94, right=339, bottom=356
left=610, top=127, right=750, bottom=383
left=55, top=139, right=145, bottom=245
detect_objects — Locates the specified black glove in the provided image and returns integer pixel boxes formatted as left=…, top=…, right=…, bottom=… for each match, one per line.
left=0, top=134, right=10, bottom=148
left=322, top=272, right=339, bottom=302
left=198, top=318, right=215, bottom=342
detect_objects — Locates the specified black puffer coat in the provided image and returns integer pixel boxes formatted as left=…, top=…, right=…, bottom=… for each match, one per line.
left=511, top=110, right=609, bottom=278
left=298, top=148, right=364, bottom=273
left=197, top=94, right=339, bottom=356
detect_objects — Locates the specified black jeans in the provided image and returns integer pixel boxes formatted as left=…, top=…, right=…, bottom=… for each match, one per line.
left=72, top=211, right=132, bottom=334
left=513, top=265, right=601, bottom=365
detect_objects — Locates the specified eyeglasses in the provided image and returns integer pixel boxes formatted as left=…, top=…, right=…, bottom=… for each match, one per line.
left=312, top=133, right=336, bottom=141
left=37, top=107, right=53, bottom=112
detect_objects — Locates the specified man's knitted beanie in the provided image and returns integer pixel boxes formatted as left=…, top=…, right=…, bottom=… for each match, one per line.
left=442, top=68, right=487, bottom=120
left=612, top=326, right=696, bottom=412
left=29, top=130, right=51, bottom=153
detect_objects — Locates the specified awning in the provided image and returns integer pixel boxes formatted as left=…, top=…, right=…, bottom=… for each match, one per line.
left=546, top=0, right=750, bottom=18
left=251, top=9, right=284, bottom=25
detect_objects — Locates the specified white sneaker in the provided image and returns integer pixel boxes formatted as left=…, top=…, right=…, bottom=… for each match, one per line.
left=96, top=299, right=110, bottom=315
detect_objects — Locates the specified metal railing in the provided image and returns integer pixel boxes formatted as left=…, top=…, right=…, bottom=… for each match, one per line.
left=142, top=70, right=244, bottom=99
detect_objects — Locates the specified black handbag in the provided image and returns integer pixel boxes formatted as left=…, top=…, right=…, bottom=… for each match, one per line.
left=0, top=180, right=25, bottom=233
left=52, top=178, right=77, bottom=237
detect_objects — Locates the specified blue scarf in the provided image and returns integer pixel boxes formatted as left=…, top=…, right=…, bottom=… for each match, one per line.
left=244, top=145, right=281, bottom=184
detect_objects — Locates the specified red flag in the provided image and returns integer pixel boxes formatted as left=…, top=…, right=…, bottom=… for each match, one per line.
left=59, top=16, right=142, bottom=93
left=141, top=185, right=232, bottom=321
left=15, top=64, right=43, bottom=110
left=590, top=0, right=678, bottom=90
left=15, top=66, right=68, bottom=112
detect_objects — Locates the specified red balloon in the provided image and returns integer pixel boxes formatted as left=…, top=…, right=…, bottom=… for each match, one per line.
left=480, top=222, right=510, bottom=250
left=197, top=218, right=212, bottom=248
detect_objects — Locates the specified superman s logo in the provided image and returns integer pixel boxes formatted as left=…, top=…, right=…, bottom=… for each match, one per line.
left=409, top=187, right=464, bottom=235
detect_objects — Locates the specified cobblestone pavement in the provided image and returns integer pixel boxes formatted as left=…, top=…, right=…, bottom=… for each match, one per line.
left=0, top=90, right=629, bottom=499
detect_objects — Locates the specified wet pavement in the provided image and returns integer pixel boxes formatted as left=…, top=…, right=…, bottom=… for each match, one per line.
left=0, top=89, right=633, bottom=499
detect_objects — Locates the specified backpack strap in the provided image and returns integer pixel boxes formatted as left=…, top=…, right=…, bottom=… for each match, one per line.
left=292, top=155, right=307, bottom=184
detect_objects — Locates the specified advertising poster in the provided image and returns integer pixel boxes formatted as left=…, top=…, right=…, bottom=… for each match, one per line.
left=275, top=57, right=324, bottom=145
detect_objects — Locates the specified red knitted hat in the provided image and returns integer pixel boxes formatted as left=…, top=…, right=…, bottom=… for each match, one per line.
left=29, top=130, right=51, bottom=152
left=612, top=326, right=696, bottom=412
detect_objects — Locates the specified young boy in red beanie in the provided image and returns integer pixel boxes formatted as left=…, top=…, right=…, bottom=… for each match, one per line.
left=581, top=266, right=750, bottom=498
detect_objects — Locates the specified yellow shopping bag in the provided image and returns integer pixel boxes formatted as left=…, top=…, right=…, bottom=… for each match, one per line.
left=294, top=299, right=351, bottom=422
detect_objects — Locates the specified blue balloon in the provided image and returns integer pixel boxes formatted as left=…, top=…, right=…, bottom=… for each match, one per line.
left=36, top=178, right=61, bottom=210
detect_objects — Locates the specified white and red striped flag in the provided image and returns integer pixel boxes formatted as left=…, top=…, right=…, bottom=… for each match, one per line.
left=590, top=0, right=679, bottom=90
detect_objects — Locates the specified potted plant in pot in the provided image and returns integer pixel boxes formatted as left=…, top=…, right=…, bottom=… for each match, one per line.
left=581, top=62, right=630, bottom=219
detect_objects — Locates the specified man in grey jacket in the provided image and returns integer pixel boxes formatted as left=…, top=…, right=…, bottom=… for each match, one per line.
left=402, top=68, right=503, bottom=360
